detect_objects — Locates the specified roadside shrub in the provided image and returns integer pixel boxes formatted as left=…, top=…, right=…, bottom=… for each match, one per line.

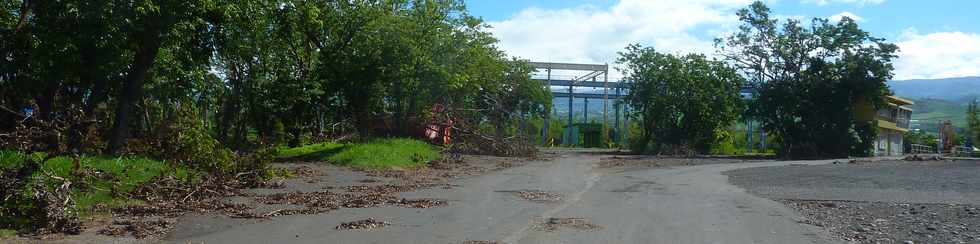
left=0, top=152, right=81, bottom=235
left=711, top=130, right=739, bottom=155
left=235, top=147, right=277, bottom=187
left=149, top=105, right=234, bottom=174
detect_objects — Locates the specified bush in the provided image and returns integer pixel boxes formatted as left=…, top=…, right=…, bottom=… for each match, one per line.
left=235, top=147, right=278, bottom=187
left=149, top=105, right=234, bottom=174
left=1, top=151, right=193, bottom=227
left=711, top=130, right=739, bottom=155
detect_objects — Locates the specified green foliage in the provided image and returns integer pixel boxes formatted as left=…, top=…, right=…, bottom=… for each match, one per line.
left=711, top=130, right=739, bottom=155
left=1, top=151, right=191, bottom=230
left=277, top=138, right=440, bottom=169
left=154, top=105, right=234, bottom=174
left=1, top=0, right=552, bottom=235
left=277, top=142, right=345, bottom=160
left=0, top=228, right=15, bottom=238
left=905, top=129, right=939, bottom=150
left=968, top=99, right=980, bottom=146
left=717, top=1, right=898, bottom=158
left=330, top=139, right=441, bottom=169
left=618, top=44, right=744, bottom=154
left=3, top=0, right=547, bottom=155
left=234, top=147, right=278, bottom=187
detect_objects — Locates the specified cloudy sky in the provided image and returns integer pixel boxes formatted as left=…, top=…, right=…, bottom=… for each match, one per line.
left=465, top=0, right=980, bottom=80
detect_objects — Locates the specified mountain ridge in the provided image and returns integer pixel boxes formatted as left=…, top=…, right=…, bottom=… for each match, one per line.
left=889, top=76, right=980, bottom=101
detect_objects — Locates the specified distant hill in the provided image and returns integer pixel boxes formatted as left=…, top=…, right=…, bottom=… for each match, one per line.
left=909, top=98, right=968, bottom=129
left=889, top=76, right=980, bottom=101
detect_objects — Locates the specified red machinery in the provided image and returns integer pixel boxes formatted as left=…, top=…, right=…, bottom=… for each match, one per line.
left=423, top=104, right=453, bottom=145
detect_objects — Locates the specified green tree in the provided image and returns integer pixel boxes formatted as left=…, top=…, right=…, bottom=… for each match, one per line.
left=717, top=1, right=898, bottom=158
left=1, top=0, right=550, bottom=153
left=105, top=0, right=221, bottom=154
left=618, top=44, right=744, bottom=154
left=904, top=129, right=938, bottom=152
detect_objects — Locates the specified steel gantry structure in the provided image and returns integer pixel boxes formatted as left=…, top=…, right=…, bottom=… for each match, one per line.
left=530, top=61, right=766, bottom=152
left=529, top=62, right=630, bottom=146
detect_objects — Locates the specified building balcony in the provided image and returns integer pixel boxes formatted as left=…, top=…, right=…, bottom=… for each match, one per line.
left=877, top=119, right=909, bottom=132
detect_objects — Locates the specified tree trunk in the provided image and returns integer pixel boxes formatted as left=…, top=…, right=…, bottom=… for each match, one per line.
left=107, top=36, right=162, bottom=155
left=14, top=0, right=32, bottom=34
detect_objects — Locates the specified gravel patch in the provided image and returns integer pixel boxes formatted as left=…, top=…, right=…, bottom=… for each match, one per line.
left=785, top=200, right=980, bottom=244
left=726, top=159, right=980, bottom=244
left=725, top=160, right=980, bottom=204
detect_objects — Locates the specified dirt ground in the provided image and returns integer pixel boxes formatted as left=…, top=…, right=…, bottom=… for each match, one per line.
left=2, top=152, right=553, bottom=243
left=725, top=159, right=980, bottom=244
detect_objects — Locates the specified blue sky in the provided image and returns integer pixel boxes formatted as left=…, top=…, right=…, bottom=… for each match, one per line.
left=464, top=0, right=980, bottom=80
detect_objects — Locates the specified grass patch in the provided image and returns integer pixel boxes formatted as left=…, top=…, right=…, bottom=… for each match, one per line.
left=1, top=150, right=194, bottom=217
left=276, top=142, right=345, bottom=159
left=0, top=228, right=15, bottom=238
left=277, top=138, right=441, bottom=169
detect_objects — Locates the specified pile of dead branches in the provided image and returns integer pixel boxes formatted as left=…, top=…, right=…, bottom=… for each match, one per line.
left=448, top=130, right=537, bottom=157
left=0, top=112, right=84, bottom=235
left=443, top=110, right=537, bottom=157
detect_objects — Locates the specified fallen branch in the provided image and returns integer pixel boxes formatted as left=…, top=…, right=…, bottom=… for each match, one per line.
left=262, top=209, right=286, bottom=218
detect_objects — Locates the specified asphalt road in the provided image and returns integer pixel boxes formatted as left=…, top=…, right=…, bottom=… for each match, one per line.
left=167, top=154, right=840, bottom=244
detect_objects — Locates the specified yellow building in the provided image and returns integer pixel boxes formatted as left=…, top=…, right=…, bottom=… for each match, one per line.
left=856, top=95, right=914, bottom=156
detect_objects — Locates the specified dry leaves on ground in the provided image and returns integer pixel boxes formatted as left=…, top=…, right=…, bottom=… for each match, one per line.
left=336, top=218, right=390, bottom=230
left=531, top=217, right=602, bottom=232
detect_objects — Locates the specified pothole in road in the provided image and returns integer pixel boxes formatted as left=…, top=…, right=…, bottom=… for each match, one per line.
left=391, top=198, right=448, bottom=208
left=336, top=218, right=390, bottom=230
left=498, top=190, right=563, bottom=203
left=462, top=240, right=505, bottom=244
left=531, top=217, right=602, bottom=232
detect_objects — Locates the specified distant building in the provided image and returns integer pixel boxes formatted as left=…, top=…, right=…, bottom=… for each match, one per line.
left=857, top=96, right=914, bottom=156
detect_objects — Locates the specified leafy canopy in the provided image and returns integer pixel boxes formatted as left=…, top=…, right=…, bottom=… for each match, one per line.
left=716, top=1, right=898, bottom=158
left=618, top=44, right=744, bottom=154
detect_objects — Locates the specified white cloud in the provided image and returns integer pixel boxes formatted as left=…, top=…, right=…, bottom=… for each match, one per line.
left=893, top=29, right=980, bottom=80
left=801, top=0, right=885, bottom=6
left=487, top=0, right=752, bottom=78
left=829, top=11, right=864, bottom=22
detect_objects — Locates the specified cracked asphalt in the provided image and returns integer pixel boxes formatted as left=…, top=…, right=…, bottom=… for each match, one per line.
left=166, top=153, right=840, bottom=244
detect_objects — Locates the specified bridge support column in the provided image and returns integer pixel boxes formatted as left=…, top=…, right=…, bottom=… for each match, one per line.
left=565, top=84, right=574, bottom=145
left=615, top=88, right=621, bottom=145
left=623, top=104, right=629, bottom=144
left=584, top=98, right=589, bottom=123
left=541, top=68, right=552, bottom=145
